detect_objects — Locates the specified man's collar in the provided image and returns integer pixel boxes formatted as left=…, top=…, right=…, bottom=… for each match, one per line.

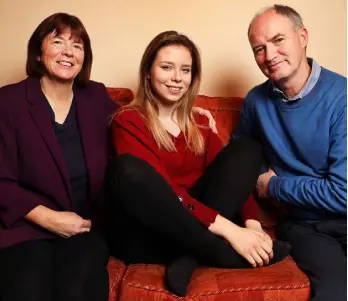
left=271, top=58, right=321, bottom=102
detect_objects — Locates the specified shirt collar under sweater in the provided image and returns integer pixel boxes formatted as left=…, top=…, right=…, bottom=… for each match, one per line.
left=271, top=58, right=321, bottom=102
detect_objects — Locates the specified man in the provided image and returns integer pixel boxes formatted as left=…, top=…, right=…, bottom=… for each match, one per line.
left=232, top=4, right=347, bottom=301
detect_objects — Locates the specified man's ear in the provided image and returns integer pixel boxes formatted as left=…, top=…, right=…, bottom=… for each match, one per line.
left=299, top=27, right=309, bottom=48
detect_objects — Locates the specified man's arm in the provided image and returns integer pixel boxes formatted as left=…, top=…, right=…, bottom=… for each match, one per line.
left=231, top=95, right=257, bottom=141
left=266, top=108, right=347, bottom=215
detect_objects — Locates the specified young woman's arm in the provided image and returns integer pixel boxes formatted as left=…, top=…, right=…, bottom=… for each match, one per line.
left=112, top=109, right=218, bottom=227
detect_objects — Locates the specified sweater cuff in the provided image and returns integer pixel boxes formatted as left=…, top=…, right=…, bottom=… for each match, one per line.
left=180, top=194, right=218, bottom=227
left=268, top=176, right=280, bottom=199
left=190, top=201, right=218, bottom=227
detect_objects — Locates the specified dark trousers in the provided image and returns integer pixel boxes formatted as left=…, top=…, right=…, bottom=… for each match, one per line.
left=0, top=230, right=109, bottom=301
left=105, top=138, right=263, bottom=268
left=277, top=218, right=347, bottom=301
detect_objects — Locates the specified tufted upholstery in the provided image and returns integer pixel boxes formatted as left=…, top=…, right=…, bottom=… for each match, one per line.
left=106, top=87, right=310, bottom=301
left=118, top=258, right=309, bottom=301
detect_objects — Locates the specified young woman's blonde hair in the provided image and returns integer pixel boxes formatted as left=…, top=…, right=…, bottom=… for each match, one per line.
left=123, top=30, right=204, bottom=154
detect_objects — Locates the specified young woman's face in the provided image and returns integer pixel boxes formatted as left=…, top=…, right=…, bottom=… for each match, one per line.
left=40, top=28, right=85, bottom=83
left=150, top=45, right=192, bottom=105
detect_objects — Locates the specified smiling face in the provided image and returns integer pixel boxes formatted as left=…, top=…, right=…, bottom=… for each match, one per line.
left=149, top=45, right=192, bottom=106
left=248, top=9, right=308, bottom=84
left=40, top=28, right=85, bottom=83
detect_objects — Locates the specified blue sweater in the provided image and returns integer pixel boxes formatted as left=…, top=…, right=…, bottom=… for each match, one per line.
left=233, top=68, right=347, bottom=220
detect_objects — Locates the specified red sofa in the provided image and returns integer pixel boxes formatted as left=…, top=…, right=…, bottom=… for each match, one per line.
left=105, top=87, right=311, bottom=301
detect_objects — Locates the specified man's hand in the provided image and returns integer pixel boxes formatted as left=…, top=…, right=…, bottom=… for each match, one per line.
left=256, top=168, right=276, bottom=198
left=192, top=106, right=218, bottom=134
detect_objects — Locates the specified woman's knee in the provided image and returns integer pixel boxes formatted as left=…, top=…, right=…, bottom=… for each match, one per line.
left=60, top=231, right=109, bottom=267
left=0, top=241, right=52, bottom=301
left=52, top=232, right=109, bottom=300
left=2, top=279, right=51, bottom=301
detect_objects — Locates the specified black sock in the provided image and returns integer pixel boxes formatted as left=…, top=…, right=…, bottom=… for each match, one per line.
left=270, top=240, right=291, bottom=264
left=165, top=255, right=197, bottom=296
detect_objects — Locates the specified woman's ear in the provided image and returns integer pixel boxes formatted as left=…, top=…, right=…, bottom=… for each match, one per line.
left=36, top=56, right=41, bottom=62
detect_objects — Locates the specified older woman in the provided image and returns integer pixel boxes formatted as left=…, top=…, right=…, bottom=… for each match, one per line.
left=0, top=13, right=116, bottom=301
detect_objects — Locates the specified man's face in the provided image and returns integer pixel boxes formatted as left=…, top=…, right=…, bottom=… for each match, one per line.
left=248, top=10, right=308, bottom=84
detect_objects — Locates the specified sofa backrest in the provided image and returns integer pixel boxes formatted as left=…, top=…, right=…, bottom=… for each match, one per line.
left=107, top=87, right=134, bottom=107
left=107, top=87, right=243, bottom=144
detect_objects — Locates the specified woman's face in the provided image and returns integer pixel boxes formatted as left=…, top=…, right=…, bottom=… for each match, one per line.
left=149, top=45, right=192, bottom=105
left=40, top=28, right=85, bottom=83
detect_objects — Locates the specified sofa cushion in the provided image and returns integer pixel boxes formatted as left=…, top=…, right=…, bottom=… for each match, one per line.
left=118, top=257, right=310, bottom=301
left=108, top=257, right=127, bottom=301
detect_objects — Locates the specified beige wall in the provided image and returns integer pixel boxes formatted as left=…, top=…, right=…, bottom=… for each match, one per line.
left=0, top=0, right=346, bottom=96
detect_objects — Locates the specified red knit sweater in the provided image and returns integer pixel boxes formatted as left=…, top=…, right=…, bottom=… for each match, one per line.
left=111, top=109, right=259, bottom=227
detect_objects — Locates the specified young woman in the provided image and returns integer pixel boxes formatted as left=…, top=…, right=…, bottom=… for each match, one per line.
left=105, top=30, right=290, bottom=297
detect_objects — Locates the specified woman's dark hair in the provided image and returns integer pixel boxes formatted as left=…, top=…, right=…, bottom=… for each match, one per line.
left=26, top=12, right=92, bottom=86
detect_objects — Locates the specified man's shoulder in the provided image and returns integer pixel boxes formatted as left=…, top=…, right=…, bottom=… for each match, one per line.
left=244, top=80, right=271, bottom=104
left=320, top=67, right=347, bottom=86
left=319, top=68, right=347, bottom=107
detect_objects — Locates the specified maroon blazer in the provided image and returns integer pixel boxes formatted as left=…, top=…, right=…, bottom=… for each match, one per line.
left=0, top=77, right=118, bottom=249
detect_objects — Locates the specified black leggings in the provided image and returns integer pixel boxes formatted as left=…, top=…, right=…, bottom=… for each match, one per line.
left=0, top=230, right=109, bottom=301
left=105, top=138, right=263, bottom=268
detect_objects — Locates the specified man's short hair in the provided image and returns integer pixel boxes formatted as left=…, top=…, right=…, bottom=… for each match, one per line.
left=248, top=4, right=304, bottom=36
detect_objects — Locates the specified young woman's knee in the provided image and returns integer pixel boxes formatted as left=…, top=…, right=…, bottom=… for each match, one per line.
left=109, top=154, right=155, bottom=183
left=105, top=154, right=149, bottom=198
left=225, top=138, right=264, bottom=167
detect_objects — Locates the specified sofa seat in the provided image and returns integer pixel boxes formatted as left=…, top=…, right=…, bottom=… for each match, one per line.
left=108, top=257, right=127, bottom=301
left=117, top=257, right=310, bottom=301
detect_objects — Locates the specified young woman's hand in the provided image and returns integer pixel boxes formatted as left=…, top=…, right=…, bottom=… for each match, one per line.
left=192, top=107, right=218, bottom=134
left=209, top=214, right=273, bottom=267
left=245, top=219, right=273, bottom=251
left=26, top=205, right=91, bottom=238
left=245, top=219, right=274, bottom=261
